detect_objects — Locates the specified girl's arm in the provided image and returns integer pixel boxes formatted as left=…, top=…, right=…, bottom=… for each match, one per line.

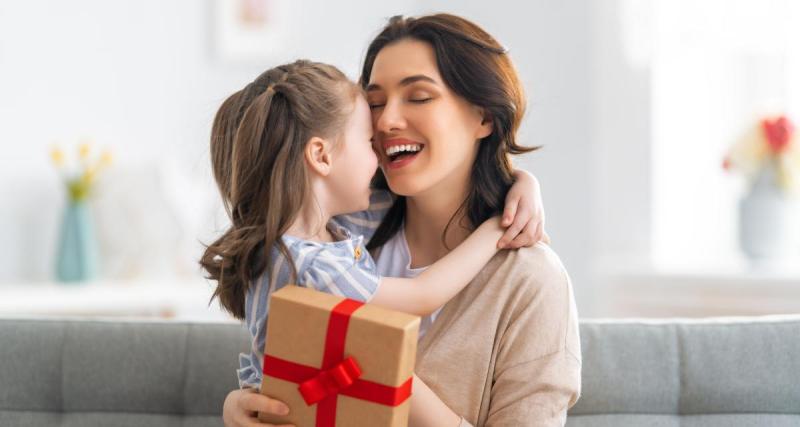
left=370, top=217, right=503, bottom=317
left=336, top=169, right=544, bottom=250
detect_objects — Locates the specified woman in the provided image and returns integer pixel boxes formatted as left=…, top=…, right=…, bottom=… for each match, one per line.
left=223, top=14, right=580, bottom=427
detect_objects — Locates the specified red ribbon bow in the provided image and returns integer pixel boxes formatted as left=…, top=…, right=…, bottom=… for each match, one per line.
left=298, top=356, right=362, bottom=405
left=263, top=298, right=413, bottom=427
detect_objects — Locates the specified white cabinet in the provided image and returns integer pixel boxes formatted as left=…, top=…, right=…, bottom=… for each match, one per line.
left=0, top=279, right=237, bottom=322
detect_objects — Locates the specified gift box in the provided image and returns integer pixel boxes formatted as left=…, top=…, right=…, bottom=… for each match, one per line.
left=259, top=285, right=420, bottom=427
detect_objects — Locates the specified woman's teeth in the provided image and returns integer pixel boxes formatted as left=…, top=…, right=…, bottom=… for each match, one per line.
left=385, top=144, right=423, bottom=156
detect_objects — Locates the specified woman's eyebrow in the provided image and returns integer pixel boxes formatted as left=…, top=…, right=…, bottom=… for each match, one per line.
left=366, top=74, right=438, bottom=92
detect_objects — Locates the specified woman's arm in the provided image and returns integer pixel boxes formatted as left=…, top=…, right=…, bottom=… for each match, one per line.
left=408, top=374, right=464, bottom=427
left=485, top=250, right=582, bottom=426
left=369, top=217, right=504, bottom=316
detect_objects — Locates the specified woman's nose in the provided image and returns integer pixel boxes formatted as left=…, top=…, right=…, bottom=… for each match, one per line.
left=375, top=101, right=405, bottom=133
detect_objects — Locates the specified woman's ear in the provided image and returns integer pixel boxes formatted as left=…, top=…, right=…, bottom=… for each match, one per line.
left=476, top=107, right=493, bottom=139
left=305, top=136, right=333, bottom=176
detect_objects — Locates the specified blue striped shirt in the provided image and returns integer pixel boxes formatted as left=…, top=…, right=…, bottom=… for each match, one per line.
left=237, top=190, right=394, bottom=388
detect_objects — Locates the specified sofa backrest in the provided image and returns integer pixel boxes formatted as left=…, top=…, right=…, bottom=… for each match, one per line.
left=0, top=319, right=248, bottom=427
left=567, top=316, right=800, bottom=427
left=2, top=316, right=799, bottom=427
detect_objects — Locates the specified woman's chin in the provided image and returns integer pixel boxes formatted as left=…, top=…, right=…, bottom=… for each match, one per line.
left=386, top=176, right=426, bottom=197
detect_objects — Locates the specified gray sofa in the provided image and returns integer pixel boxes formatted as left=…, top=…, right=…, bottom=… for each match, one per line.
left=1, top=315, right=798, bottom=426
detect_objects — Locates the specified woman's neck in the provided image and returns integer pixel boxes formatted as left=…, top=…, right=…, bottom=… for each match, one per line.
left=404, top=184, right=472, bottom=268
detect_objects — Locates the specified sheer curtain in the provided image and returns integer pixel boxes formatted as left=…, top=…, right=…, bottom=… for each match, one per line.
left=644, top=0, right=800, bottom=269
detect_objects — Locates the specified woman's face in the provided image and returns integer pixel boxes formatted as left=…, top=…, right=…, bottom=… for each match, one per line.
left=366, top=39, right=492, bottom=198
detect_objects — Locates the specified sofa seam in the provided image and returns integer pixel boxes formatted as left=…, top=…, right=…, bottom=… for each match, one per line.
left=179, top=324, right=191, bottom=415
left=59, top=322, right=68, bottom=414
left=676, top=324, right=683, bottom=426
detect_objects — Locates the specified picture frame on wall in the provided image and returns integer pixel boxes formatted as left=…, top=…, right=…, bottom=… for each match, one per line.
left=214, top=0, right=292, bottom=61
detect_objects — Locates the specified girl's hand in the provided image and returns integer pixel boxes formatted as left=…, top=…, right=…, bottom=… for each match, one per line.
left=223, top=388, right=295, bottom=427
left=497, top=169, right=548, bottom=249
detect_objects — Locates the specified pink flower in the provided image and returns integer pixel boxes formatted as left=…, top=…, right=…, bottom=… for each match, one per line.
left=722, top=156, right=731, bottom=171
left=761, top=116, right=794, bottom=154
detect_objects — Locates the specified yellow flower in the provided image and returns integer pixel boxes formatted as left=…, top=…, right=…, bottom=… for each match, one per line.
left=727, top=123, right=769, bottom=178
left=82, top=165, right=97, bottom=186
left=78, top=140, right=92, bottom=160
left=100, top=150, right=113, bottom=167
left=50, top=147, right=65, bottom=167
left=779, top=137, right=800, bottom=194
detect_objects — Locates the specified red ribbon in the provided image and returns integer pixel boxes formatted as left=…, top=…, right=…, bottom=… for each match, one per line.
left=298, top=356, right=362, bottom=405
left=263, top=298, right=413, bottom=427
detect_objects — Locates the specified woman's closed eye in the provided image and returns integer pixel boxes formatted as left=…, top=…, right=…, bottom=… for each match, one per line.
left=368, top=98, right=431, bottom=108
left=409, top=90, right=434, bottom=104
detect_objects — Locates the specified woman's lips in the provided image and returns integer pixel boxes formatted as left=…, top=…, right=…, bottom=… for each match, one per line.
left=385, top=150, right=420, bottom=170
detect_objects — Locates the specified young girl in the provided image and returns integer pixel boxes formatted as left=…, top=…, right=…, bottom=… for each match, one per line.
left=201, top=60, right=544, bottom=390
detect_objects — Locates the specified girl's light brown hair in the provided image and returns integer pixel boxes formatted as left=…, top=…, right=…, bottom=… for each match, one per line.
left=201, top=60, right=357, bottom=319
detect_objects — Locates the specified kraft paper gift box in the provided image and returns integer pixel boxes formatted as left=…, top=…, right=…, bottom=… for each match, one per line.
left=259, top=285, right=420, bottom=427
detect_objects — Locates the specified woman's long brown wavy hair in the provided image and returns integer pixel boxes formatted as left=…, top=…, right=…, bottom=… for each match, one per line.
left=361, top=14, right=539, bottom=252
left=200, top=60, right=357, bottom=319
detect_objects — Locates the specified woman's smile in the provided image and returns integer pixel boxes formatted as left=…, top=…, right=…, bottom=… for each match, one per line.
left=381, top=137, right=425, bottom=170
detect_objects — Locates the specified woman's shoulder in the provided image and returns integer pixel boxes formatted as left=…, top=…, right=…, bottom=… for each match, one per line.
left=479, top=242, right=581, bottom=361
left=492, top=242, right=568, bottom=281
left=482, top=242, right=573, bottom=305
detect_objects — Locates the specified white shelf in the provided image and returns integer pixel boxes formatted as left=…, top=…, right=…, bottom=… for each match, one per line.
left=595, top=266, right=800, bottom=318
left=0, top=278, right=238, bottom=322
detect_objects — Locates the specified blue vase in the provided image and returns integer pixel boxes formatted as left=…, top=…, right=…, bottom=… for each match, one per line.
left=56, top=201, right=99, bottom=283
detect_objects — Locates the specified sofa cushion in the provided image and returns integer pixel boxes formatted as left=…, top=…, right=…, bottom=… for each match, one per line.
left=568, top=316, right=800, bottom=426
left=0, top=318, right=249, bottom=424
left=3, top=315, right=800, bottom=427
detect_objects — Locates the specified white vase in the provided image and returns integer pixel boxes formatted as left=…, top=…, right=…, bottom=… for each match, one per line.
left=738, top=166, right=800, bottom=262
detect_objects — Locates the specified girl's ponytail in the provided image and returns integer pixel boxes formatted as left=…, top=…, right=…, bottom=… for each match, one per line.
left=201, top=60, right=358, bottom=319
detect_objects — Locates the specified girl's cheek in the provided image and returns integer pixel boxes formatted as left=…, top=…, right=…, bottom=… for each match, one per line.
left=370, top=152, right=379, bottom=178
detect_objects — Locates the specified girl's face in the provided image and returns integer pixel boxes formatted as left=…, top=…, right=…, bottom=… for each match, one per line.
left=366, top=39, right=492, bottom=198
left=328, top=93, right=379, bottom=214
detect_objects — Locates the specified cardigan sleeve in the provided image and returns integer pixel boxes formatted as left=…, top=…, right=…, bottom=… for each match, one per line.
left=486, top=351, right=581, bottom=426
left=484, top=249, right=582, bottom=426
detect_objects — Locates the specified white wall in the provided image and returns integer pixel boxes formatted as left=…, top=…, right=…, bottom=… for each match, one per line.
left=589, top=1, right=654, bottom=271
left=415, top=0, right=597, bottom=313
left=0, top=0, right=605, bottom=315
left=0, top=0, right=413, bottom=282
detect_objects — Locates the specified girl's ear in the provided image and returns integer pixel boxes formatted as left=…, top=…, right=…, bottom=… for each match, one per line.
left=476, top=107, right=493, bottom=139
left=305, top=136, right=334, bottom=176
